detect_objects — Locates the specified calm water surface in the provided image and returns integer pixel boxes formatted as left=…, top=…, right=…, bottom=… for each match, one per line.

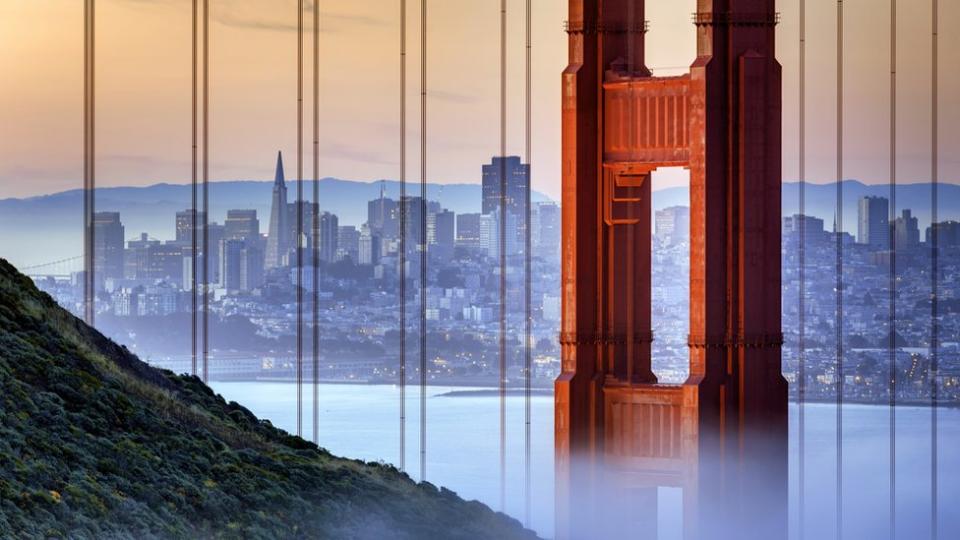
left=211, top=382, right=959, bottom=539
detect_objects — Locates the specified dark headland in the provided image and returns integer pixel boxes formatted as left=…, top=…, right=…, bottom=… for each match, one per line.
left=0, top=259, right=538, bottom=539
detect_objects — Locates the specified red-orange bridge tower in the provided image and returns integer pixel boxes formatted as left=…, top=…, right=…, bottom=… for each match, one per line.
left=556, top=1, right=787, bottom=538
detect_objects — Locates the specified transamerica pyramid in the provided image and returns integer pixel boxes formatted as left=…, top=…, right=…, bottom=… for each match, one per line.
left=264, top=151, right=289, bottom=269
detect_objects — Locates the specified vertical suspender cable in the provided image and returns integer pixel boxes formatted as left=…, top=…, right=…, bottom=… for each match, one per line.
left=798, top=0, right=807, bottom=537
left=930, top=1, right=939, bottom=537
left=83, top=0, right=96, bottom=327
left=192, top=0, right=199, bottom=377
left=399, top=0, right=408, bottom=472
left=419, top=0, right=428, bottom=482
left=888, top=2, right=897, bottom=537
left=523, top=0, right=532, bottom=527
left=296, top=0, right=305, bottom=439
left=312, top=0, right=321, bottom=447
left=202, top=0, right=210, bottom=384
left=498, top=0, right=508, bottom=513
left=836, top=1, right=845, bottom=537
left=83, top=0, right=89, bottom=323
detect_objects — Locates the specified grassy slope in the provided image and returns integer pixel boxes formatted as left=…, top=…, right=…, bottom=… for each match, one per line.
left=0, top=259, right=537, bottom=540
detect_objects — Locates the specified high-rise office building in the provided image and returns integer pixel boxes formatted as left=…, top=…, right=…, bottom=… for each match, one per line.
left=206, top=223, right=225, bottom=284
left=144, top=243, right=185, bottom=284
left=337, top=225, right=360, bottom=262
left=93, top=212, right=125, bottom=282
left=482, top=156, right=529, bottom=216
left=926, top=220, right=960, bottom=248
left=317, top=212, right=339, bottom=263
left=287, top=200, right=319, bottom=257
left=400, top=196, right=425, bottom=255
left=479, top=212, right=499, bottom=258
left=219, top=237, right=263, bottom=293
left=432, top=210, right=456, bottom=254
left=534, top=202, right=560, bottom=259
left=456, top=213, right=481, bottom=249
left=125, top=233, right=160, bottom=279
left=481, top=156, right=529, bottom=254
left=893, top=209, right=920, bottom=250
left=368, top=185, right=400, bottom=239
left=225, top=209, right=260, bottom=243
left=655, top=206, right=691, bottom=245
left=358, top=224, right=381, bottom=265
left=240, top=243, right=264, bottom=291
left=858, top=196, right=890, bottom=249
left=265, top=152, right=290, bottom=269
left=220, top=239, right=244, bottom=292
left=783, top=214, right=826, bottom=244
left=175, top=209, right=206, bottom=245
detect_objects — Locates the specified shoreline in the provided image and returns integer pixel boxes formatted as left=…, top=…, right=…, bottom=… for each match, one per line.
left=204, top=378, right=958, bottom=409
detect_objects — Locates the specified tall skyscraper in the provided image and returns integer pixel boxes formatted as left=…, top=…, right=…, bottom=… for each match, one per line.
left=429, top=209, right=455, bottom=257
left=400, top=196, right=425, bottom=255
left=358, top=224, right=381, bottom=265
left=265, top=152, right=289, bottom=269
left=534, top=202, right=560, bottom=259
left=219, top=237, right=263, bottom=294
left=926, top=220, right=960, bottom=248
left=143, top=243, right=185, bottom=284
left=240, top=243, right=264, bottom=291
left=93, top=212, right=125, bottom=282
left=225, top=209, right=260, bottom=243
left=175, top=209, right=206, bottom=245
left=206, top=223, right=225, bottom=284
left=287, top=200, right=318, bottom=259
left=893, top=209, right=920, bottom=250
left=858, top=196, right=890, bottom=249
left=481, top=156, right=529, bottom=216
left=481, top=156, right=530, bottom=255
left=456, top=213, right=481, bottom=249
left=337, top=225, right=360, bottom=262
left=368, top=184, right=399, bottom=239
left=317, top=212, right=339, bottom=263
left=655, top=206, right=691, bottom=245
left=479, top=212, right=499, bottom=258
left=220, top=239, right=244, bottom=292
left=125, top=233, right=160, bottom=279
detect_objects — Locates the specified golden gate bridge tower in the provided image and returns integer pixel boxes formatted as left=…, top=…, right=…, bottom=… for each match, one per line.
left=556, top=0, right=787, bottom=538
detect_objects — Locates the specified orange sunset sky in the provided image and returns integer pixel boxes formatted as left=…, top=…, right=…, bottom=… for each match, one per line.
left=1, top=0, right=957, bottom=200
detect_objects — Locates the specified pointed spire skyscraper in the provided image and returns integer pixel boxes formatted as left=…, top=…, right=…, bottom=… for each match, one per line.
left=265, top=151, right=289, bottom=269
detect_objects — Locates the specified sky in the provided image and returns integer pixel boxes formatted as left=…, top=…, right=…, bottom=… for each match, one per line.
left=0, top=0, right=957, bottom=201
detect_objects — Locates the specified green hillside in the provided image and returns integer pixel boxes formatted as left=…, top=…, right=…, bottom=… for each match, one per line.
left=0, top=259, right=537, bottom=539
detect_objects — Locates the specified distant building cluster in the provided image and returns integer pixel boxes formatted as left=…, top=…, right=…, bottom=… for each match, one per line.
left=48, top=152, right=563, bottom=385
left=780, top=195, right=960, bottom=404
left=35, top=173, right=959, bottom=403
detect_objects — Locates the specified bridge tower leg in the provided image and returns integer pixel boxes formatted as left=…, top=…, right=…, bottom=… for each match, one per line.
left=557, top=1, right=787, bottom=538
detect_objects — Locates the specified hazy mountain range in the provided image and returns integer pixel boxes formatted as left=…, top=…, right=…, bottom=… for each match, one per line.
left=1, top=178, right=957, bottom=269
